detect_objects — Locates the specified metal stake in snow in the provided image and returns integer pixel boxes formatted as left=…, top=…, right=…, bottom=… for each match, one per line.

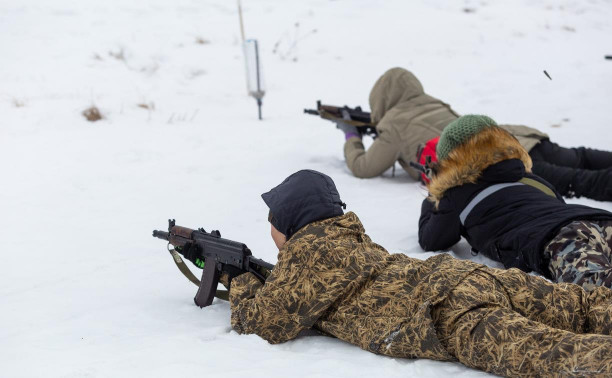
left=238, top=0, right=266, bottom=120
left=243, top=39, right=265, bottom=120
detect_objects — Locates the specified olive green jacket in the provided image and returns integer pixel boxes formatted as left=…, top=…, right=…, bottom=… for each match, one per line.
left=500, top=124, right=549, bottom=152
left=344, top=67, right=548, bottom=179
left=230, top=212, right=481, bottom=361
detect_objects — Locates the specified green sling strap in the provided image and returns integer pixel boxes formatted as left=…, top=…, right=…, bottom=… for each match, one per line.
left=168, top=247, right=229, bottom=301
left=518, top=177, right=557, bottom=198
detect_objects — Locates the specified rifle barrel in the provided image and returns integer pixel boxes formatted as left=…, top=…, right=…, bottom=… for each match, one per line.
left=152, top=230, right=169, bottom=240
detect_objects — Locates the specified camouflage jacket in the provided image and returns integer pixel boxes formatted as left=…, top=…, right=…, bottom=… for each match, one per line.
left=229, top=212, right=481, bottom=361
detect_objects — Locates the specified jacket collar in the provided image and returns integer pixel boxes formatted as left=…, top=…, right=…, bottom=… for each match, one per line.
left=480, top=159, right=526, bottom=183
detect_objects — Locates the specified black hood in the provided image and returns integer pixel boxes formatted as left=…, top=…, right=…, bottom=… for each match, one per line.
left=480, top=159, right=526, bottom=184
left=261, top=170, right=345, bottom=239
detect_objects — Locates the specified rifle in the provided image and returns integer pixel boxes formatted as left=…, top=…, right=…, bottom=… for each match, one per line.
left=304, top=100, right=378, bottom=138
left=409, top=155, right=437, bottom=182
left=153, top=219, right=274, bottom=308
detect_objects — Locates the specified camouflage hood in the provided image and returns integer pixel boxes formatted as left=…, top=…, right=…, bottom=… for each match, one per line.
left=230, top=211, right=482, bottom=362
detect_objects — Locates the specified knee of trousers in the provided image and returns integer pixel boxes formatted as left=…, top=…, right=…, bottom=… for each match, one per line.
left=444, top=307, right=512, bottom=360
left=435, top=272, right=511, bottom=338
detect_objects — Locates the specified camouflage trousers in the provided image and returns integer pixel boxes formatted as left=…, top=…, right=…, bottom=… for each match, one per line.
left=544, top=220, right=612, bottom=290
left=431, top=268, right=612, bottom=377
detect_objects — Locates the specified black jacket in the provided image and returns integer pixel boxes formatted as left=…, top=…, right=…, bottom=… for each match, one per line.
left=419, top=159, right=612, bottom=275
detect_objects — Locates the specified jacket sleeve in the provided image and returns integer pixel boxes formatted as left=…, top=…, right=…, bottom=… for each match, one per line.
left=418, top=197, right=462, bottom=251
left=229, top=272, right=265, bottom=332
left=229, top=247, right=359, bottom=344
left=343, top=128, right=401, bottom=178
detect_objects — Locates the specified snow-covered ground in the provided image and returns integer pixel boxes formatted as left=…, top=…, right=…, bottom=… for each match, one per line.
left=2, top=0, right=612, bottom=376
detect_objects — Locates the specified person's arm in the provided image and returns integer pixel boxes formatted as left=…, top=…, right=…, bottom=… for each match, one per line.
left=229, top=272, right=268, bottom=333
left=229, top=246, right=360, bottom=344
left=418, top=197, right=462, bottom=251
left=343, top=127, right=401, bottom=178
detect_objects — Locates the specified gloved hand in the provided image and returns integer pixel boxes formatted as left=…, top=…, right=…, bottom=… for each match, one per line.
left=219, top=265, right=246, bottom=289
left=178, top=242, right=205, bottom=269
left=336, top=121, right=361, bottom=141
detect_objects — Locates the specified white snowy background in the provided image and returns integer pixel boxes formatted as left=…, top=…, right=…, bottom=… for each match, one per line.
left=2, top=0, right=612, bottom=376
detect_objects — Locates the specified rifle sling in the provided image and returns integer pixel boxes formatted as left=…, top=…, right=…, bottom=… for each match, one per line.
left=169, top=249, right=201, bottom=286
left=168, top=249, right=229, bottom=302
left=518, top=177, right=557, bottom=198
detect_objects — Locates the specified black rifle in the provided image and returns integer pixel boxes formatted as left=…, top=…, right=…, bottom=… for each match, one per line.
left=304, top=100, right=378, bottom=138
left=153, top=219, right=274, bottom=308
left=409, top=155, right=437, bottom=182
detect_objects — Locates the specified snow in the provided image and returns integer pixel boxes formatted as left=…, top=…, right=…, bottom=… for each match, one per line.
left=1, top=0, right=611, bottom=376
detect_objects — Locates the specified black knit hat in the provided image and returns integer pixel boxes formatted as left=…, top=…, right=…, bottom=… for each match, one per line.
left=262, top=170, right=346, bottom=239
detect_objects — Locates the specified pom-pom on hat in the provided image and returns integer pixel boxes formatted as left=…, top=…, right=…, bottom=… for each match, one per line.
left=436, top=114, right=498, bottom=160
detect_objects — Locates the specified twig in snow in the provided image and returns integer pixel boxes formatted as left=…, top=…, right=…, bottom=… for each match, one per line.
left=83, top=106, right=103, bottom=122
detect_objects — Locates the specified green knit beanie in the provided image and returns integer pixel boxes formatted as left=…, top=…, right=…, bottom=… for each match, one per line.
left=436, top=114, right=498, bottom=160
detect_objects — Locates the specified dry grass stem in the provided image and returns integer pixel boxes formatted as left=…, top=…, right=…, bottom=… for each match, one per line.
left=137, top=102, right=155, bottom=110
left=109, top=48, right=125, bottom=61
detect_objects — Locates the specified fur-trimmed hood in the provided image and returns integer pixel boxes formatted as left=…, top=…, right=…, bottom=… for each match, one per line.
left=427, top=126, right=533, bottom=204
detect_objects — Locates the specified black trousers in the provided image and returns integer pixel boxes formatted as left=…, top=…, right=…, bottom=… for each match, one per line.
left=529, top=140, right=612, bottom=201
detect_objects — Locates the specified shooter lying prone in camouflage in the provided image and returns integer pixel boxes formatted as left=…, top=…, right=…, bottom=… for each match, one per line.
left=181, top=169, right=612, bottom=377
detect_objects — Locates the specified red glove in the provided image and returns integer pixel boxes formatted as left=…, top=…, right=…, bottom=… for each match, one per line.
left=418, top=137, right=439, bottom=184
